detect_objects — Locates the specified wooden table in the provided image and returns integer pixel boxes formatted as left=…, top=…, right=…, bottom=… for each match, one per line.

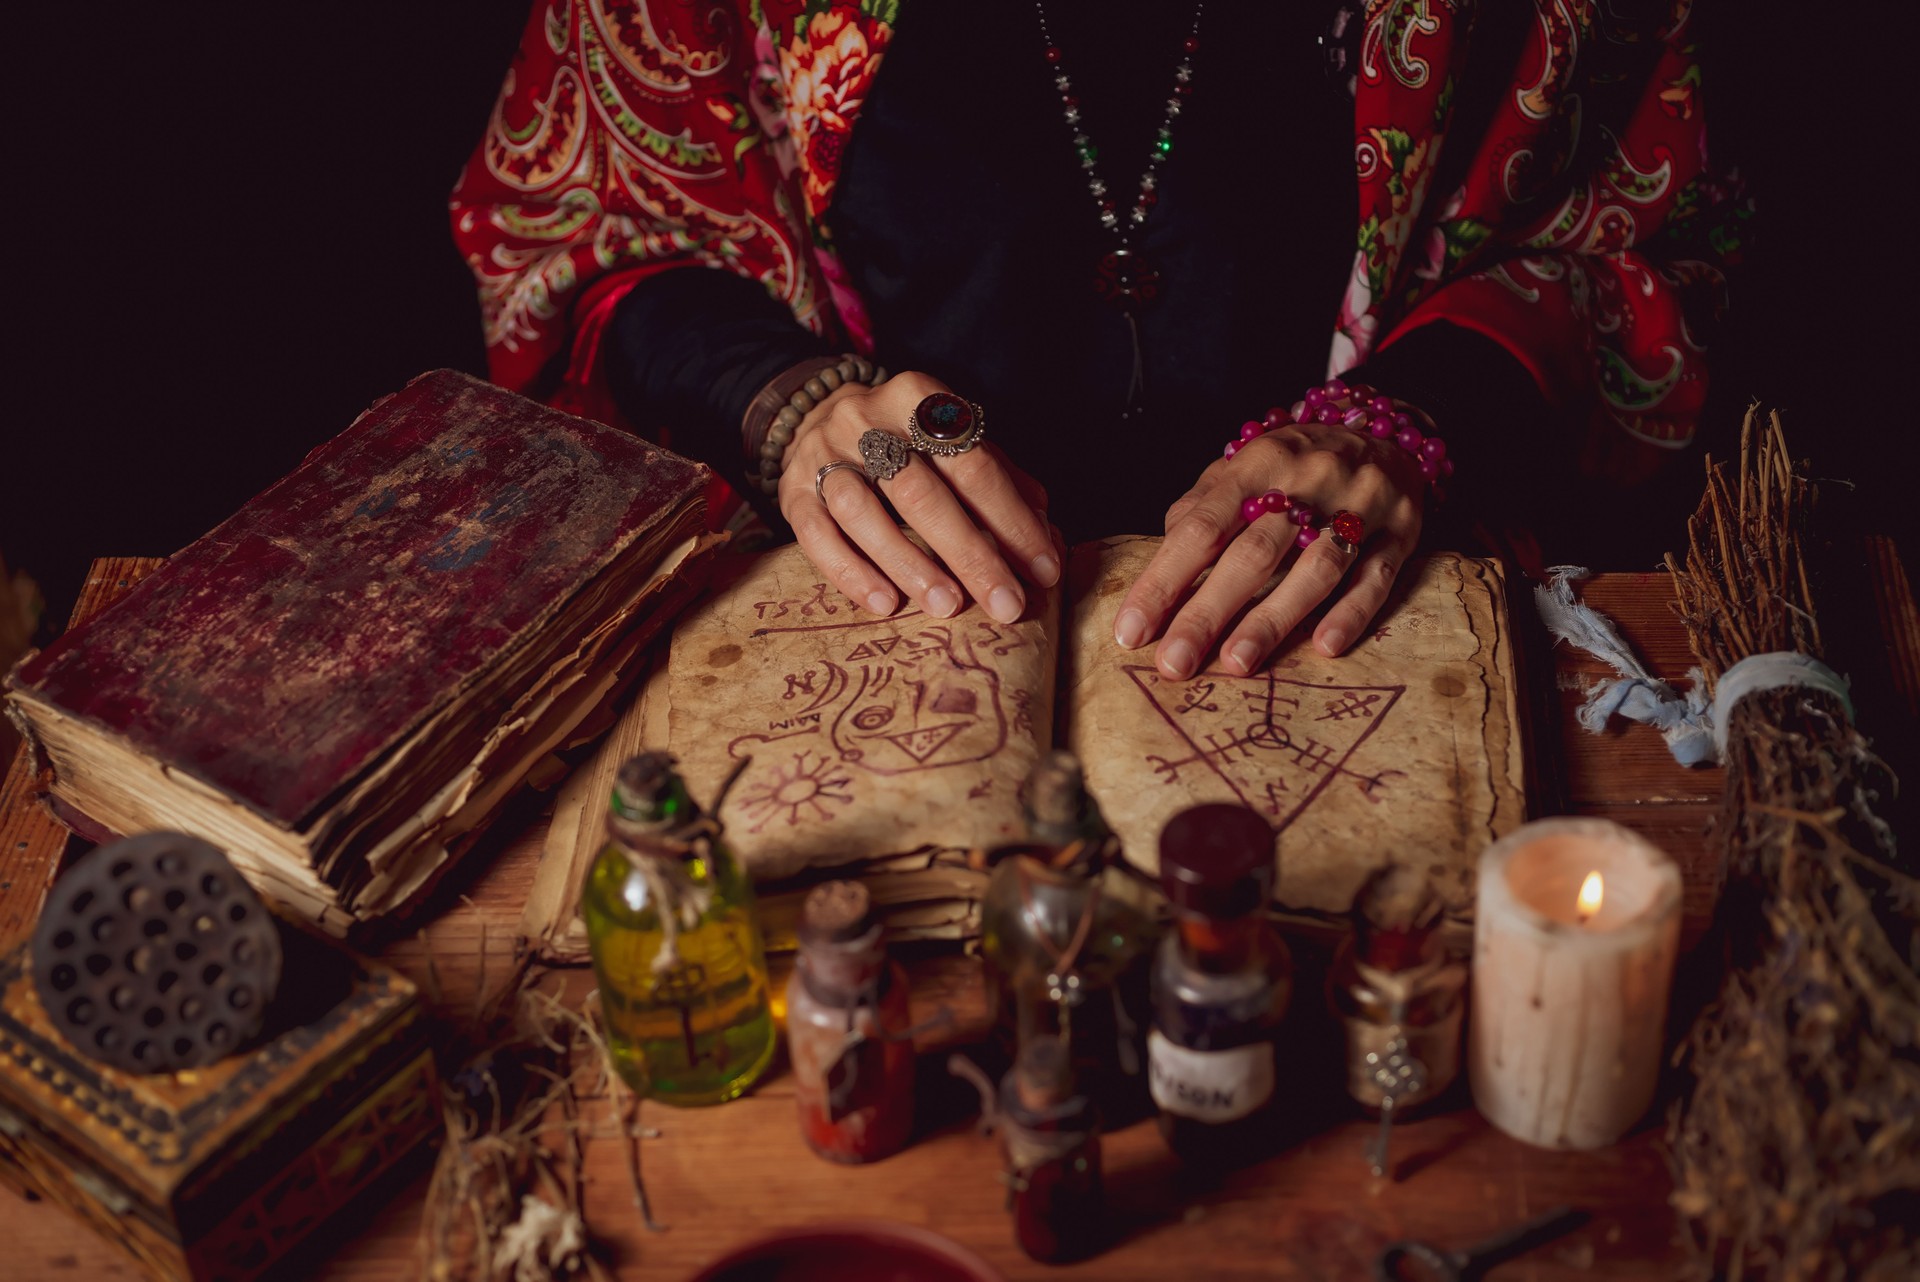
left=2, top=552, right=1902, bottom=1281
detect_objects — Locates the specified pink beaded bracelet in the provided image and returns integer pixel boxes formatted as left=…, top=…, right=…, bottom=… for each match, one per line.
left=1222, top=377, right=1455, bottom=489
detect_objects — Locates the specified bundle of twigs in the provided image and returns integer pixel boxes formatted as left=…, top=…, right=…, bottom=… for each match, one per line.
left=418, top=936, right=661, bottom=1282
left=1665, top=407, right=1919, bottom=1280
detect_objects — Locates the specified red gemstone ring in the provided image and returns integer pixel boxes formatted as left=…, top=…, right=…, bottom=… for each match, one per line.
left=906, top=392, right=986, bottom=456
left=1326, top=509, right=1365, bottom=555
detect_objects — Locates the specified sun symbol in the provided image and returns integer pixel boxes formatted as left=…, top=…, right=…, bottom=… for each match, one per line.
left=737, top=751, right=856, bottom=832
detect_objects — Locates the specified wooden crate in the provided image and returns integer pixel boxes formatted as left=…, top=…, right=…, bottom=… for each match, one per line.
left=0, top=924, right=437, bottom=1281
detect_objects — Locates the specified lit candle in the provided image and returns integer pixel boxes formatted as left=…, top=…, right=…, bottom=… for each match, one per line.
left=1468, top=817, right=1681, bottom=1150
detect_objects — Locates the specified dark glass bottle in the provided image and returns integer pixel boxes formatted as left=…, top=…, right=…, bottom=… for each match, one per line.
left=580, top=753, right=775, bottom=1105
left=1148, top=804, right=1292, bottom=1167
left=786, top=880, right=916, bottom=1163
left=1328, top=863, right=1465, bottom=1173
left=980, top=752, right=1158, bottom=1119
left=1000, top=1036, right=1104, bottom=1264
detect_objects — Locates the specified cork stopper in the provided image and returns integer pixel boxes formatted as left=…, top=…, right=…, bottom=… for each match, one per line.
left=1354, top=863, right=1443, bottom=934
left=613, top=752, right=680, bottom=818
left=799, top=880, right=877, bottom=944
left=1025, top=751, right=1087, bottom=839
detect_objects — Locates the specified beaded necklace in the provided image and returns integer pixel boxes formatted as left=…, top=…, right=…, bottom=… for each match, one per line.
left=1033, top=0, right=1205, bottom=420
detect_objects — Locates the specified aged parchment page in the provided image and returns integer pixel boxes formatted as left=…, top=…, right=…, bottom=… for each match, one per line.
left=1067, top=538, right=1525, bottom=919
left=661, top=544, right=1060, bottom=880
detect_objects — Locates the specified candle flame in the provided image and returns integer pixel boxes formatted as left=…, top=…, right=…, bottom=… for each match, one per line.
left=1577, top=870, right=1604, bottom=922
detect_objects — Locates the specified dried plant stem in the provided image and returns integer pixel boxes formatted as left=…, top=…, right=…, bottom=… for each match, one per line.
left=1664, top=405, right=1915, bottom=1281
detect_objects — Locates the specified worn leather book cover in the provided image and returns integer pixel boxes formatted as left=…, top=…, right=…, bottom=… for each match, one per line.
left=524, top=537, right=1527, bottom=953
left=5, top=370, right=716, bottom=931
left=0, top=928, right=436, bottom=1282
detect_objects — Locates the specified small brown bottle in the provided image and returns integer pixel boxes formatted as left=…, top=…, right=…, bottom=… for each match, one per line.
left=1328, top=863, right=1466, bottom=1175
left=786, top=881, right=916, bottom=1164
left=1147, top=804, right=1292, bottom=1168
left=1000, top=1036, right=1104, bottom=1264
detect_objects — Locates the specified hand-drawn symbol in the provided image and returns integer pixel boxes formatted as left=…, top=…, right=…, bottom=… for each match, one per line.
left=1177, top=681, right=1220, bottom=714
left=744, top=609, right=1018, bottom=776
left=1318, top=691, right=1383, bottom=721
left=736, top=751, right=856, bottom=832
left=846, top=636, right=902, bottom=661
left=1130, top=667, right=1405, bottom=834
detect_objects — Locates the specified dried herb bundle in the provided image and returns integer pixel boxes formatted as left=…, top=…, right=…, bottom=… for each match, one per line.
left=1665, top=407, right=1918, bottom=1280
left=418, top=934, right=660, bottom=1282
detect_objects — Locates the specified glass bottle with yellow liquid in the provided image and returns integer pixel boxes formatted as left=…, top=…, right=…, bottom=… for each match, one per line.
left=581, top=752, right=774, bottom=1105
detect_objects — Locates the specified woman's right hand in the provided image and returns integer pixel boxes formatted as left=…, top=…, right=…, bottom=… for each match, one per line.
left=777, top=371, right=1058, bottom=623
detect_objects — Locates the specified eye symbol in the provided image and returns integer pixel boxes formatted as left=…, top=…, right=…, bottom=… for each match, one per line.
left=852, top=706, right=894, bottom=731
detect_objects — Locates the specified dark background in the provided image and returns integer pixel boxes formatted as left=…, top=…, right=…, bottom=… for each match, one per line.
left=3, top=1, right=1912, bottom=632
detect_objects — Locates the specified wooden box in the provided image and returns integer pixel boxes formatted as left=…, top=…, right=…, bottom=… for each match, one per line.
left=0, top=926, right=437, bottom=1280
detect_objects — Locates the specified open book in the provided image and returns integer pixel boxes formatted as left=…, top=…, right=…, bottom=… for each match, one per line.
left=525, top=537, right=1526, bottom=958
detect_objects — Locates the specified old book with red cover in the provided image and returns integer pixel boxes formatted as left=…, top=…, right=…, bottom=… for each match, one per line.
left=5, top=369, right=720, bottom=934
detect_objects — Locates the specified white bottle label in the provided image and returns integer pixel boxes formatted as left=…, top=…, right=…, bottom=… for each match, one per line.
left=1148, top=1029, right=1275, bottom=1123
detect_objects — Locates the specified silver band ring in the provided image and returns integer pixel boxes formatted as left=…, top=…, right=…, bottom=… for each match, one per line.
left=906, top=391, right=986, bottom=456
left=814, top=460, right=868, bottom=505
left=859, top=428, right=914, bottom=482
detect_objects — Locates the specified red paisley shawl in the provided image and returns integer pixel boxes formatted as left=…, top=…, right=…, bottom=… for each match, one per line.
left=450, top=0, right=1739, bottom=450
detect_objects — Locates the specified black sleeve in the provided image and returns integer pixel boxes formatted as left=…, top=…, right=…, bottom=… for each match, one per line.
left=604, top=267, right=832, bottom=477
left=1343, top=320, right=1564, bottom=527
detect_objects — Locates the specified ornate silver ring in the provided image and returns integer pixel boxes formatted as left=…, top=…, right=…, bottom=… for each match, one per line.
left=858, top=429, right=913, bottom=482
left=905, top=392, right=986, bottom=456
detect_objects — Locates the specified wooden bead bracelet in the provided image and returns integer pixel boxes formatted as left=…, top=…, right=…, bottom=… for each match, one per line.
left=742, top=354, right=888, bottom=496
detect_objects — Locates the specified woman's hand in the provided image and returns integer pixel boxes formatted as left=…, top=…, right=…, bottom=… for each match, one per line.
left=778, top=371, right=1058, bottom=624
left=1113, top=420, right=1426, bottom=679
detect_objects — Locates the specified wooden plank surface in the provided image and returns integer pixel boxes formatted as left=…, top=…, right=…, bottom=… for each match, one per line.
left=0, top=557, right=1751, bottom=1281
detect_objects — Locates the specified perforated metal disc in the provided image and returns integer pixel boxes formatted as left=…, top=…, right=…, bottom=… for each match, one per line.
left=31, top=832, right=283, bottom=1074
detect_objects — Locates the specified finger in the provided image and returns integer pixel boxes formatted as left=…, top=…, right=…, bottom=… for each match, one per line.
left=1113, top=487, right=1243, bottom=651
left=786, top=493, right=902, bottom=618
left=1217, top=529, right=1367, bottom=674
left=1313, top=520, right=1418, bottom=657
left=821, top=467, right=966, bottom=618
left=1164, top=460, right=1230, bottom=533
left=933, top=446, right=1060, bottom=588
left=881, top=454, right=1028, bottom=625
left=988, top=443, right=1051, bottom=515
left=1153, top=511, right=1300, bottom=680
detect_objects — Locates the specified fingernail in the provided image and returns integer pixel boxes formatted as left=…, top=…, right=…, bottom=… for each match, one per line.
left=1161, top=638, right=1197, bottom=680
left=867, top=591, right=897, bottom=617
left=926, top=585, right=961, bottom=617
left=1031, top=553, right=1060, bottom=587
left=1320, top=627, right=1349, bottom=656
left=1229, top=641, right=1260, bottom=674
left=1114, top=609, right=1148, bottom=649
left=988, top=586, right=1024, bottom=624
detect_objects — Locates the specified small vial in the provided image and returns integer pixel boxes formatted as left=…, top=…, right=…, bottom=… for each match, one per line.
left=1001, top=1036, right=1104, bottom=1263
left=787, top=880, right=916, bottom=1163
left=1328, top=863, right=1466, bottom=1176
left=580, top=752, right=775, bottom=1105
left=1148, top=804, right=1292, bottom=1167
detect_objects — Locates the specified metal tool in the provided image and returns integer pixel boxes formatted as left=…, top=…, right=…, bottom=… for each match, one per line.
left=1372, top=1206, right=1589, bottom=1281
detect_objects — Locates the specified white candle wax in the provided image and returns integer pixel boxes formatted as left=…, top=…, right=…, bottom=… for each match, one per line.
left=1469, top=817, right=1681, bottom=1150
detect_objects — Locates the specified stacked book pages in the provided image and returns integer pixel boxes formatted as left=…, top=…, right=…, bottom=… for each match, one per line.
left=5, top=370, right=721, bottom=936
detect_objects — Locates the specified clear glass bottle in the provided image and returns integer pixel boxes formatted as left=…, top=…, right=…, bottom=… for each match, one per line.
left=581, top=752, right=774, bottom=1106
left=786, top=880, right=916, bottom=1163
left=1329, top=863, right=1465, bottom=1158
left=1148, top=804, right=1292, bottom=1168
left=1000, top=1036, right=1103, bottom=1264
left=981, top=752, right=1158, bottom=1119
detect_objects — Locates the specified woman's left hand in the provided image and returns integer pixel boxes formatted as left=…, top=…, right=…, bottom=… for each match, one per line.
left=1112, top=420, right=1427, bottom=679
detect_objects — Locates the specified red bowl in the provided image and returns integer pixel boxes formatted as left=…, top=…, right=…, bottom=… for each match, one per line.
left=685, top=1220, right=1004, bottom=1282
